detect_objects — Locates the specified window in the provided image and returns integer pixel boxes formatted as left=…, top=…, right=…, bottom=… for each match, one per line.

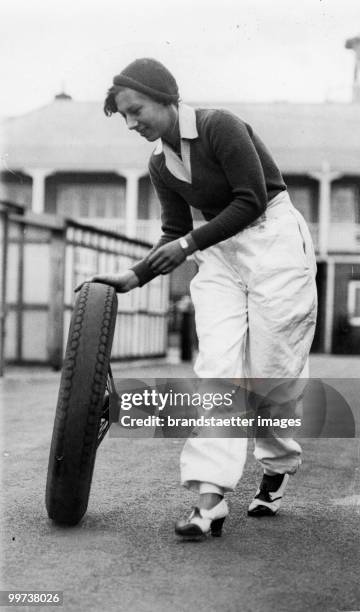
left=347, top=280, right=360, bottom=326
left=0, top=171, right=32, bottom=208
left=138, top=176, right=160, bottom=220
left=286, top=185, right=318, bottom=223
left=56, top=183, right=126, bottom=218
left=331, top=185, right=359, bottom=223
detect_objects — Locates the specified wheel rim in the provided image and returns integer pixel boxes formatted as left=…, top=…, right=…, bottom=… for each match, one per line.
left=96, top=368, right=115, bottom=447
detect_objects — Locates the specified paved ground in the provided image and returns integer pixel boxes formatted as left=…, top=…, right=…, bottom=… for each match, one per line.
left=0, top=354, right=359, bottom=612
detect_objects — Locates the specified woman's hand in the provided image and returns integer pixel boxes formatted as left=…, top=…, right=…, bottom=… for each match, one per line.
left=147, top=241, right=187, bottom=274
left=74, top=270, right=140, bottom=293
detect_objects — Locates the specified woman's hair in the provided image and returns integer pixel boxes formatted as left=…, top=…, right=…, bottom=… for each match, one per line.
left=104, top=86, right=123, bottom=117
left=103, top=58, right=180, bottom=117
left=103, top=85, right=176, bottom=117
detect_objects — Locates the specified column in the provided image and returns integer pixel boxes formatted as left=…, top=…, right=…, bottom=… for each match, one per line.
left=25, top=168, right=54, bottom=214
left=309, top=161, right=341, bottom=258
left=119, top=169, right=145, bottom=238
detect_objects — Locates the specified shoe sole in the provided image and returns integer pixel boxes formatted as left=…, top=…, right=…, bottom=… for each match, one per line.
left=175, top=527, right=225, bottom=540
left=175, top=516, right=226, bottom=539
left=247, top=505, right=278, bottom=517
left=176, top=533, right=208, bottom=541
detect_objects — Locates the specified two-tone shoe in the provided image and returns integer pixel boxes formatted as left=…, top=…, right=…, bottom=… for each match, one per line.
left=175, top=499, right=229, bottom=540
left=248, top=473, right=289, bottom=516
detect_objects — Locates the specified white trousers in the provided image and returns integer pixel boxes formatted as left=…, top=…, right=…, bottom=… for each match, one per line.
left=180, top=191, right=318, bottom=492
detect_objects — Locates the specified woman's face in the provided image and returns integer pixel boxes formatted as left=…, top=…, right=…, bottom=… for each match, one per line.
left=114, top=88, right=176, bottom=142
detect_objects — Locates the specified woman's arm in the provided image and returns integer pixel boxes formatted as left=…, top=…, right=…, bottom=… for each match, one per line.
left=130, top=162, right=196, bottom=285
left=189, top=110, right=269, bottom=251
left=74, top=269, right=140, bottom=293
left=76, top=166, right=196, bottom=292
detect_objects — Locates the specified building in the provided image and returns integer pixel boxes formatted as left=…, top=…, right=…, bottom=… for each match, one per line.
left=1, top=83, right=360, bottom=355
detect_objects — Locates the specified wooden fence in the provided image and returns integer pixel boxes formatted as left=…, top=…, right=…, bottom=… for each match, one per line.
left=0, top=201, right=169, bottom=375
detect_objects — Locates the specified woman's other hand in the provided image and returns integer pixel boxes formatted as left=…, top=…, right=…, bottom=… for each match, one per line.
left=147, top=240, right=187, bottom=274
left=74, top=270, right=140, bottom=293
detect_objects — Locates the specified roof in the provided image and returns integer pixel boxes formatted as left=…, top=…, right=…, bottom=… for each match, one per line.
left=2, top=97, right=360, bottom=175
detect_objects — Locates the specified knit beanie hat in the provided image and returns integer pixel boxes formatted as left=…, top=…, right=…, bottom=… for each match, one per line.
left=112, top=58, right=179, bottom=104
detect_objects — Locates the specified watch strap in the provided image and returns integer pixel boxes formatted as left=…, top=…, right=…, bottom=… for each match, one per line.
left=179, top=237, right=189, bottom=251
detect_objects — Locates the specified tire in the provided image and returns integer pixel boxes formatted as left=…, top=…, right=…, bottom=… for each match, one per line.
left=45, top=282, right=118, bottom=526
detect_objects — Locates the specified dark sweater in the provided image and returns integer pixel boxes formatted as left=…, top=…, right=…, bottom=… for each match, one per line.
left=132, top=107, right=286, bottom=285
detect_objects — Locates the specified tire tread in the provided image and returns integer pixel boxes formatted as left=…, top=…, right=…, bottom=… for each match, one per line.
left=45, top=283, right=117, bottom=525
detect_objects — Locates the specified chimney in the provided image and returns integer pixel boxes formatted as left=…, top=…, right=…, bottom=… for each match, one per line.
left=54, top=91, right=72, bottom=101
left=345, top=35, right=360, bottom=103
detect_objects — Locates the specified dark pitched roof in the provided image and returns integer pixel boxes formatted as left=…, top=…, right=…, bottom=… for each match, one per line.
left=2, top=97, right=360, bottom=175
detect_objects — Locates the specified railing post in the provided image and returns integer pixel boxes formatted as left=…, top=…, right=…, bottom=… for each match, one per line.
left=0, top=209, right=9, bottom=376
left=0, top=201, right=26, bottom=374
left=46, top=225, right=66, bottom=370
left=324, top=258, right=335, bottom=354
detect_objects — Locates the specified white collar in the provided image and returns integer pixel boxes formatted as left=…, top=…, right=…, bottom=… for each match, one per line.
left=153, top=103, right=198, bottom=155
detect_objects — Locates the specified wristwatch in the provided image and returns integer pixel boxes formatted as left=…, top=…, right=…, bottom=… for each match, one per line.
left=178, top=237, right=189, bottom=253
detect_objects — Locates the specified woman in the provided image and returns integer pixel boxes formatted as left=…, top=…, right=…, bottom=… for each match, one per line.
left=80, top=58, right=318, bottom=539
